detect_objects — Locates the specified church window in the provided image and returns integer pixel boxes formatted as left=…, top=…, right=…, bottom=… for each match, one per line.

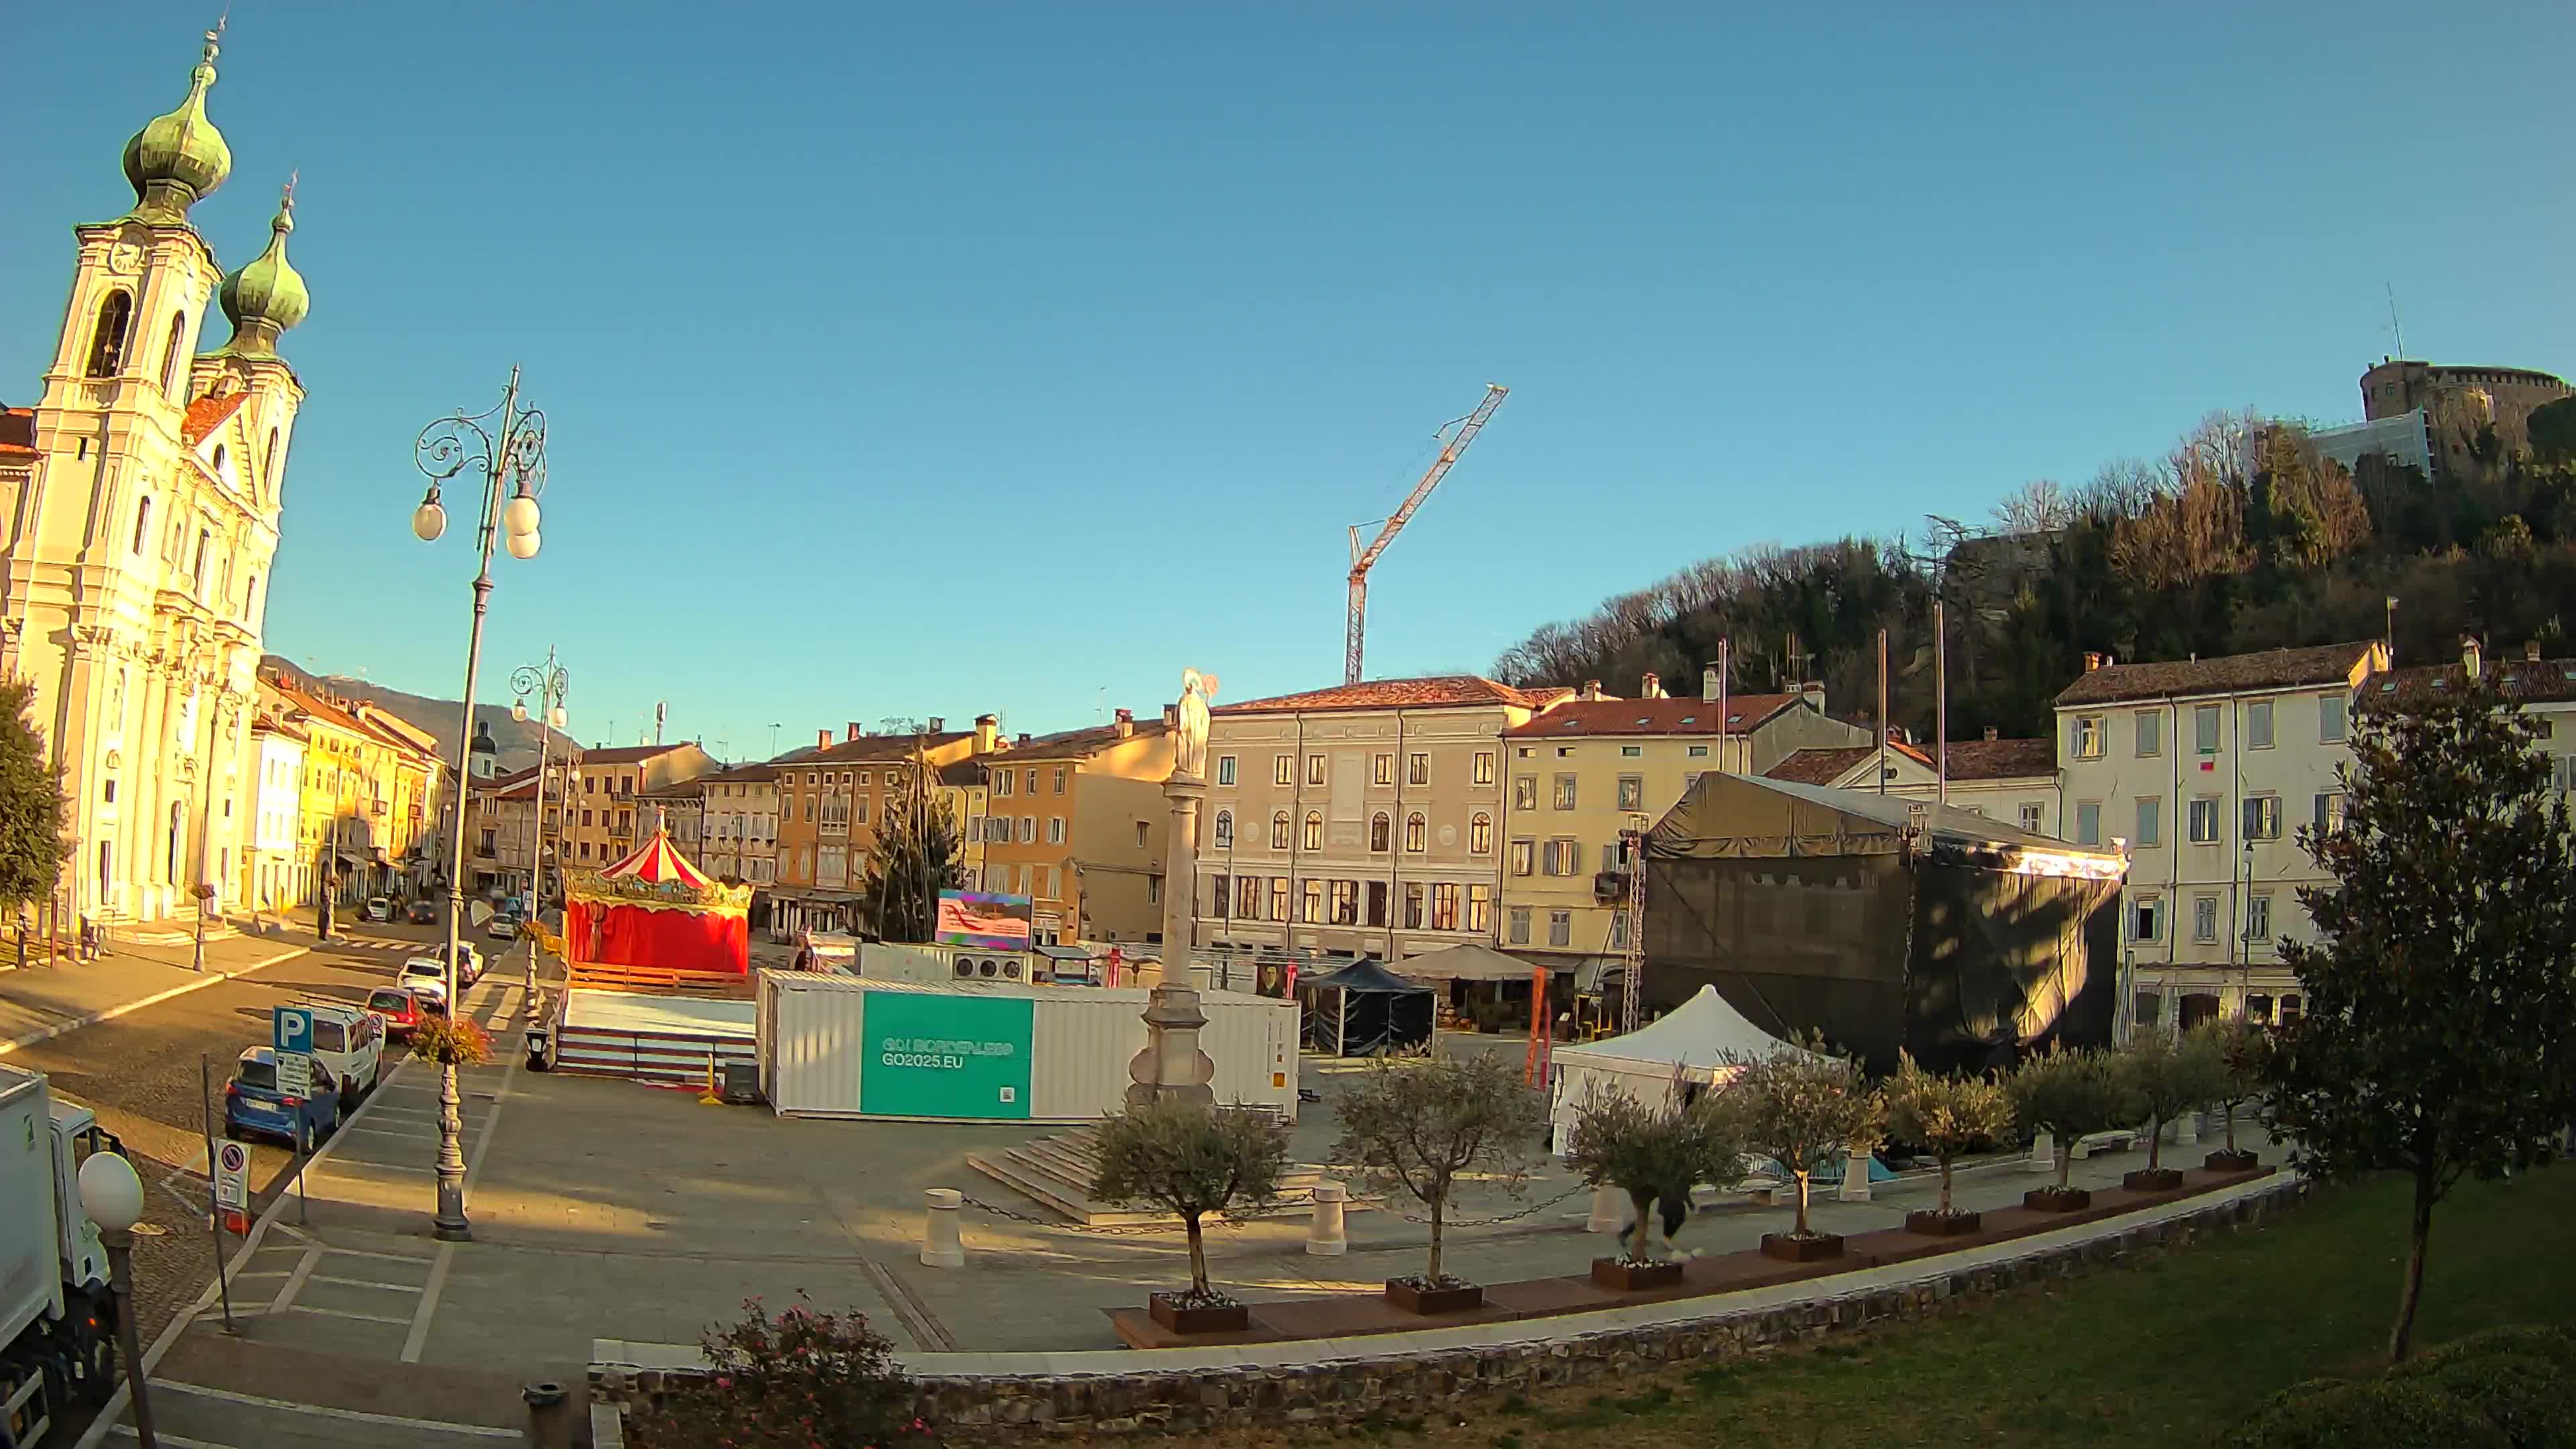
left=87, top=290, right=133, bottom=377
left=130, top=496, right=153, bottom=556
left=193, top=529, right=211, bottom=593
left=211, top=444, right=227, bottom=477
left=243, top=574, right=258, bottom=620
left=159, top=311, right=188, bottom=396
left=264, top=428, right=280, bottom=494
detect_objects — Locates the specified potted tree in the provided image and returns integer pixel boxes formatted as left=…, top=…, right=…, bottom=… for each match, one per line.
left=2008, top=1046, right=2135, bottom=1212
left=2190, top=1018, right=2267, bottom=1173
left=1884, top=1052, right=2012, bottom=1236
left=1723, top=1042, right=1882, bottom=1263
left=1090, top=1097, right=1288, bottom=1334
left=2114, top=1027, right=2211, bottom=1191
left=1333, top=1053, right=1544, bottom=1313
left=1564, top=1079, right=1750, bottom=1289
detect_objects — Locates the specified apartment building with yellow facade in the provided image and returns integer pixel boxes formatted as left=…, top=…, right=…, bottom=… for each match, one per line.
left=1493, top=669, right=1869, bottom=975
left=695, top=761, right=781, bottom=889
left=256, top=675, right=444, bottom=906
left=771, top=720, right=985, bottom=938
left=1191, top=676, right=1570, bottom=965
left=977, top=710, right=1173, bottom=946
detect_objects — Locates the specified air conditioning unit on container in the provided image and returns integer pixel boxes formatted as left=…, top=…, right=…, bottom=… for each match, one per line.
left=947, top=947, right=1024, bottom=981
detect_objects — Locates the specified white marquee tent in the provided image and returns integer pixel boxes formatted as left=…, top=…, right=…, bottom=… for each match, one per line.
left=1547, top=985, right=1806, bottom=1154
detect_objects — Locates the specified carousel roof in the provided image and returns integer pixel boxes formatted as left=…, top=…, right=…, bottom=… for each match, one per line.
left=598, top=823, right=715, bottom=889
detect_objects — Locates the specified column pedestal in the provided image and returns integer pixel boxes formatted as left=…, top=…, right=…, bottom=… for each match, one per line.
left=920, top=1188, right=965, bottom=1268
left=1305, top=1181, right=1348, bottom=1255
left=2025, top=1131, right=2056, bottom=1175
left=1838, top=1145, right=1874, bottom=1202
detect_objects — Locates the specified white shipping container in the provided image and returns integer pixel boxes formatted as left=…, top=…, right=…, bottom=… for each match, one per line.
left=758, top=973, right=1297, bottom=1122
left=1, top=1065, right=64, bottom=1349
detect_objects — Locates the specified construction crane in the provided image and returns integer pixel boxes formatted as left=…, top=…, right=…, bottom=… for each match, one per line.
left=1344, top=384, right=1509, bottom=686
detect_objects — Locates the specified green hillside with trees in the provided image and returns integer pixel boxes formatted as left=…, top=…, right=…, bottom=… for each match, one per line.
left=1493, top=394, right=2576, bottom=743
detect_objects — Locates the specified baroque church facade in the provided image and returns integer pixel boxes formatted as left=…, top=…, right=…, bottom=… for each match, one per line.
left=0, top=30, right=311, bottom=922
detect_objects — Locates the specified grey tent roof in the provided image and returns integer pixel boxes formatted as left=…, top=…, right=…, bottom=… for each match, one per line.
left=1394, top=942, right=1550, bottom=982
left=1303, top=959, right=1436, bottom=995
left=1650, top=770, right=2125, bottom=872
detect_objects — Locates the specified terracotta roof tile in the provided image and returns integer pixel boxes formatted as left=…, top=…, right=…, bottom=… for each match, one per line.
left=577, top=742, right=702, bottom=765
left=2371, top=656, right=2576, bottom=706
left=2053, top=641, right=2382, bottom=707
left=1936, top=737, right=2057, bottom=780
left=1764, top=746, right=1882, bottom=784
left=0, top=406, right=35, bottom=460
left=1216, top=675, right=1555, bottom=715
left=698, top=761, right=780, bottom=784
left=181, top=392, right=246, bottom=447
left=777, top=733, right=971, bottom=768
left=1503, top=694, right=1803, bottom=739
left=1003, top=719, right=1171, bottom=761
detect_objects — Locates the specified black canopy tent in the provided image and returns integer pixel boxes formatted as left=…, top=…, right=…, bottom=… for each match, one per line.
left=1642, top=772, right=2127, bottom=1075
left=1299, top=959, right=1436, bottom=1057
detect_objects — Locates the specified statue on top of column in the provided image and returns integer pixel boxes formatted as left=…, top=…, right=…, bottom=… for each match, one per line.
left=1174, top=668, right=1218, bottom=782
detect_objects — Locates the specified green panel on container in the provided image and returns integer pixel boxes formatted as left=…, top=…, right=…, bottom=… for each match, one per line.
left=861, top=991, right=1035, bottom=1120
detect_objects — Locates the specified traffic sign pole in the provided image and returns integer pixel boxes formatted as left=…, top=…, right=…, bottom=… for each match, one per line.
left=199, top=1055, right=236, bottom=1334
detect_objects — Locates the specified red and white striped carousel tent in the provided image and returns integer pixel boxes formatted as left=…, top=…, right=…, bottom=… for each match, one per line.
left=563, top=815, right=752, bottom=976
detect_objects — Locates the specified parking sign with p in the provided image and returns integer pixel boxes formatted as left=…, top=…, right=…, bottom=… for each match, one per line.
left=273, top=1006, right=313, bottom=1056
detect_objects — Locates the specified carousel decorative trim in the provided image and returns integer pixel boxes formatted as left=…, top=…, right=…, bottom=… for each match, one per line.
left=563, top=867, right=751, bottom=916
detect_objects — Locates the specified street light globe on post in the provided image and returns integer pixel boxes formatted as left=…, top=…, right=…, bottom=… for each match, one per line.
left=411, top=496, right=447, bottom=542
left=506, top=529, right=540, bottom=560
left=512, top=700, right=529, bottom=723
left=548, top=705, right=567, bottom=729
left=78, top=1151, right=144, bottom=1232
left=502, top=494, right=540, bottom=539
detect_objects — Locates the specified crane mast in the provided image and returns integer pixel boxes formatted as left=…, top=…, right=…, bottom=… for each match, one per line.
left=1344, top=384, right=1509, bottom=686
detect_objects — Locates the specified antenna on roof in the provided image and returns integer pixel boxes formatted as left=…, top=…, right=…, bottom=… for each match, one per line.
left=2385, top=282, right=2406, bottom=360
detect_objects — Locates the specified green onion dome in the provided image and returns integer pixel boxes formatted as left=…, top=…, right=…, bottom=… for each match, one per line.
left=217, top=186, right=309, bottom=355
left=122, top=31, right=231, bottom=223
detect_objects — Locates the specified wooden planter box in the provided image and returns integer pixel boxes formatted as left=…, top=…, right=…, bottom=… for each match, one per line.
left=1148, top=1292, right=1248, bottom=1334
left=2204, top=1149, right=2261, bottom=1174
left=1383, top=1279, right=1483, bottom=1315
left=1759, top=1232, right=1844, bottom=1263
left=2123, top=1168, right=2185, bottom=1192
left=2023, top=1187, right=2092, bottom=1212
left=1590, top=1257, right=1684, bottom=1291
left=1904, top=1209, right=1982, bottom=1236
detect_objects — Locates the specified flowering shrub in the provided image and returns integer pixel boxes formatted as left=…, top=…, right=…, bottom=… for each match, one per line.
left=407, top=1013, right=490, bottom=1068
left=627, top=1293, right=931, bottom=1448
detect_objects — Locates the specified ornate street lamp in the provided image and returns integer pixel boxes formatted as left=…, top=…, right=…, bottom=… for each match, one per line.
left=78, top=1150, right=156, bottom=1447
left=511, top=650, right=569, bottom=1002
left=411, top=368, right=546, bottom=1242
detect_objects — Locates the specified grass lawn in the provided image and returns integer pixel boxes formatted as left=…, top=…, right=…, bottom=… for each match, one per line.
left=1170, top=1167, right=2575, bottom=1448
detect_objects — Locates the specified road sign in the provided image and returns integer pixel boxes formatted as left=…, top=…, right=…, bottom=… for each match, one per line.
left=275, top=1051, right=313, bottom=1102
left=273, top=1006, right=313, bottom=1057
left=213, top=1140, right=249, bottom=1213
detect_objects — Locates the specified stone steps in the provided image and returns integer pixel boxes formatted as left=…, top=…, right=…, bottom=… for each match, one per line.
left=965, top=1124, right=1358, bottom=1227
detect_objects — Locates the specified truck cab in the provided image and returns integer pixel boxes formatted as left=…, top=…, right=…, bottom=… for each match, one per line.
left=3, top=1065, right=123, bottom=1446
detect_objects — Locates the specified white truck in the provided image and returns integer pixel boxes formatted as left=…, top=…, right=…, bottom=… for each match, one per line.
left=1, top=1063, right=123, bottom=1447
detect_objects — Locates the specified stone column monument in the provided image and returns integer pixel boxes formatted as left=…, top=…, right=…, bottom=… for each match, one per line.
left=1128, top=669, right=1220, bottom=1109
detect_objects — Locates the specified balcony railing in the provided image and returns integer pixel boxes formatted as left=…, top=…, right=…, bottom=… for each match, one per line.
left=608, top=822, right=634, bottom=839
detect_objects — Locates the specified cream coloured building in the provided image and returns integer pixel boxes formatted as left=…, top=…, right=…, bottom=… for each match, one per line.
left=1766, top=730, right=2060, bottom=837
left=2054, top=641, right=2386, bottom=1032
left=241, top=706, right=305, bottom=912
left=696, top=761, right=780, bottom=888
left=1193, top=676, right=1570, bottom=963
left=0, top=32, right=309, bottom=922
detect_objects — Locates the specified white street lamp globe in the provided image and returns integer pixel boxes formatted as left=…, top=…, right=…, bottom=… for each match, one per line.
left=78, top=1151, right=144, bottom=1232
left=506, top=529, right=540, bottom=560
left=502, top=495, right=541, bottom=537
left=548, top=705, right=567, bottom=729
left=411, top=499, right=447, bottom=542
left=512, top=700, right=529, bottom=723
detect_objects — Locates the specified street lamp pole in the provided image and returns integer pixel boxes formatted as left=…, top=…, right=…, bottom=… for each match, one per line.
left=411, top=368, right=547, bottom=1244
left=78, top=1151, right=155, bottom=1448
left=512, top=651, right=569, bottom=1005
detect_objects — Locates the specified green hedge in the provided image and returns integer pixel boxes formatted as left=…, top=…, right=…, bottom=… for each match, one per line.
left=2228, top=1324, right=2576, bottom=1448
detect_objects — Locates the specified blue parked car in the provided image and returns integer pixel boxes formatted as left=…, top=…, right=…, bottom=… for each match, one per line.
left=221, top=1046, right=334, bottom=1150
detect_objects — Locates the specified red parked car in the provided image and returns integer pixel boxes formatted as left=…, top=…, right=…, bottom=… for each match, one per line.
left=366, top=985, right=439, bottom=1040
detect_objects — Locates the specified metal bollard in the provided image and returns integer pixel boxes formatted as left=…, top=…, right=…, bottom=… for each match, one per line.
left=1305, top=1181, right=1348, bottom=1256
left=1586, top=1185, right=1623, bottom=1234
left=920, top=1188, right=965, bottom=1268
left=522, top=1381, right=571, bottom=1449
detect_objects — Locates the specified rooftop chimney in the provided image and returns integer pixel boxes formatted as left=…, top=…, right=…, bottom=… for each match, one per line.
left=928, top=716, right=946, bottom=733
left=1640, top=672, right=1663, bottom=699
left=1114, top=708, right=1134, bottom=738
left=1162, top=704, right=1179, bottom=728
left=846, top=722, right=863, bottom=742
left=816, top=728, right=831, bottom=750
left=1984, top=725, right=1999, bottom=741
left=2462, top=635, right=2483, bottom=680
left=1016, top=733, right=1032, bottom=746
left=1581, top=679, right=1603, bottom=701
left=2526, top=640, right=2542, bottom=663
left=1801, top=681, right=1825, bottom=709
left=974, top=714, right=999, bottom=754
left=2082, top=651, right=2102, bottom=672
left=1701, top=665, right=1721, bottom=703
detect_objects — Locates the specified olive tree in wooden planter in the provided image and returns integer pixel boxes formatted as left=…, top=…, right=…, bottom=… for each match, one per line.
left=1722, top=1042, right=1881, bottom=1262
left=2007, top=1046, right=2137, bottom=1211
left=1883, top=1051, right=2012, bottom=1236
left=1564, top=1077, right=1752, bottom=1288
left=2188, top=1018, right=2268, bottom=1173
left=1091, top=1097, right=1289, bottom=1334
left=1333, top=1052, right=1544, bottom=1313
left=2115, top=1027, right=2219, bottom=1191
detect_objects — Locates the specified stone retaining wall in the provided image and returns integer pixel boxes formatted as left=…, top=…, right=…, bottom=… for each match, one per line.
left=596, top=1177, right=2306, bottom=1440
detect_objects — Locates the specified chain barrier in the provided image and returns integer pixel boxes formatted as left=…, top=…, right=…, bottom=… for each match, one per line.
left=957, top=1195, right=1255, bottom=1238
left=1400, top=1184, right=1585, bottom=1227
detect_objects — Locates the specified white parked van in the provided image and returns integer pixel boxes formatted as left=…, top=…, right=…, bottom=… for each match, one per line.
left=292, top=1001, right=385, bottom=1119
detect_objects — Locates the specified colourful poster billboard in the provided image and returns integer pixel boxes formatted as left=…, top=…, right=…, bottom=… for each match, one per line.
left=861, top=990, right=1034, bottom=1120
left=935, top=890, right=1034, bottom=950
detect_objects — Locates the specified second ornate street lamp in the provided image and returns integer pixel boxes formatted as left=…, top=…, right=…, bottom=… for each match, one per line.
left=511, top=650, right=569, bottom=1003
left=412, top=366, right=547, bottom=1242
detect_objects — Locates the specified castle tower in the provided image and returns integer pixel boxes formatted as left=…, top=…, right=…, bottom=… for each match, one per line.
left=0, top=30, right=311, bottom=922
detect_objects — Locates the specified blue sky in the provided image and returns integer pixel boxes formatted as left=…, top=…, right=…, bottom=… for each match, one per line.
left=6, top=3, right=2570, bottom=761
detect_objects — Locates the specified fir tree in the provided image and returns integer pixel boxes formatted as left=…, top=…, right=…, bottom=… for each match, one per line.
left=862, top=753, right=967, bottom=943
left=0, top=678, right=71, bottom=916
left=2267, top=669, right=2576, bottom=1363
